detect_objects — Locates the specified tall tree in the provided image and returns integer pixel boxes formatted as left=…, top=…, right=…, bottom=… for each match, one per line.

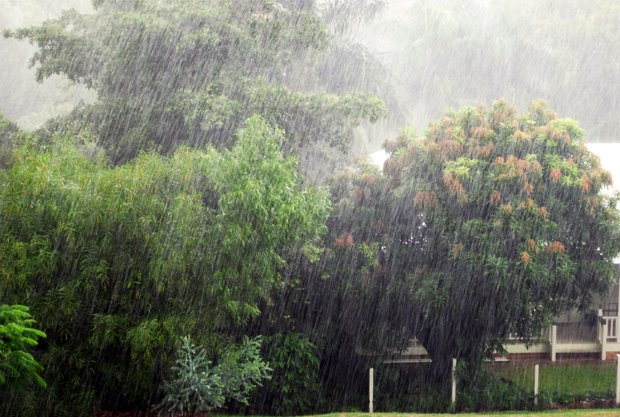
left=6, top=0, right=386, bottom=179
left=290, top=101, right=620, bottom=385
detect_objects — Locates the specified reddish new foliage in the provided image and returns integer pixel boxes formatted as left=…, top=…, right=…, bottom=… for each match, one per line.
left=549, top=167, right=563, bottom=182
left=581, top=174, right=591, bottom=193
left=451, top=243, right=464, bottom=258
left=546, top=241, right=566, bottom=254
left=538, top=206, right=548, bottom=219
left=335, top=232, right=354, bottom=248
left=443, top=173, right=467, bottom=201
left=489, top=190, right=502, bottom=205
left=521, top=251, right=531, bottom=265
left=414, top=191, right=438, bottom=210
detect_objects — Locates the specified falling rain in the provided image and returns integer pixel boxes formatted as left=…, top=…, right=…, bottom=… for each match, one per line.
left=1, top=1, right=620, bottom=416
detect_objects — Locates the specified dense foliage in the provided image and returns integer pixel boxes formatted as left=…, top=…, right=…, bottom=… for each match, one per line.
left=322, top=100, right=620, bottom=378
left=0, top=115, right=329, bottom=416
left=248, top=332, right=321, bottom=415
left=2, top=1, right=620, bottom=415
left=0, top=112, right=19, bottom=168
left=6, top=0, right=386, bottom=179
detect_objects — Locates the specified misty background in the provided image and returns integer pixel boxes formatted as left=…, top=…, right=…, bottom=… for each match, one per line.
left=1, top=0, right=619, bottom=145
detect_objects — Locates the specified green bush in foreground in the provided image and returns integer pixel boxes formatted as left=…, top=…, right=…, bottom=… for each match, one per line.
left=0, top=304, right=46, bottom=389
left=249, top=332, right=321, bottom=416
left=0, top=115, right=329, bottom=416
left=157, top=336, right=270, bottom=414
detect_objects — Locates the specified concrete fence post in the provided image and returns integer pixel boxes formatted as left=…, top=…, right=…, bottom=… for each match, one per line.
left=601, top=322, right=607, bottom=361
left=534, top=364, right=539, bottom=406
left=550, top=325, right=557, bottom=362
left=598, top=309, right=604, bottom=341
left=451, top=358, right=457, bottom=405
left=369, top=367, right=374, bottom=413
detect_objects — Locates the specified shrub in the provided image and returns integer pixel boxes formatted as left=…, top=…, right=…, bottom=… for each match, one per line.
left=249, top=332, right=321, bottom=415
left=156, top=336, right=270, bottom=415
left=217, top=337, right=271, bottom=405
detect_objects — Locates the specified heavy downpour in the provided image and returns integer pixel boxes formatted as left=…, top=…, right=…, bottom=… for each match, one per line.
left=1, top=1, right=620, bottom=416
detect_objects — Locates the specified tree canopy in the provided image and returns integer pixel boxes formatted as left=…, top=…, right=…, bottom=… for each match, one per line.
left=310, top=100, right=620, bottom=378
left=6, top=0, right=387, bottom=179
left=0, top=115, right=330, bottom=415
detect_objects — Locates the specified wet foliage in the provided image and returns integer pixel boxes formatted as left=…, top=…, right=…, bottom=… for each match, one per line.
left=0, top=116, right=329, bottom=416
left=0, top=305, right=47, bottom=390
left=5, top=0, right=387, bottom=180
left=0, top=113, right=19, bottom=168
left=1, top=1, right=620, bottom=416
left=318, top=101, right=620, bottom=378
left=246, top=332, right=321, bottom=415
left=156, top=336, right=270, bottom=414
left=253, top=101, right=620, bottom=412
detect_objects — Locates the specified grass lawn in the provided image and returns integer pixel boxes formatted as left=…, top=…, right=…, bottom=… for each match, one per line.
left=491, top=363, right=616, bottom=394
left=306, top=411, right=619, bottom=417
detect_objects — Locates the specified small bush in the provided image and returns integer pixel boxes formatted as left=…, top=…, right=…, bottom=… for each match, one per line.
left=156, top=336, right=270, bottom=415
left=248, top=332, right=321, bottom=415
left=217, top=336, right=272, bottom=405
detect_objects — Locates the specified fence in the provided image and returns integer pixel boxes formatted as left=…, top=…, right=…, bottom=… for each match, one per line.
left=368, top=356, right=620, bottom=412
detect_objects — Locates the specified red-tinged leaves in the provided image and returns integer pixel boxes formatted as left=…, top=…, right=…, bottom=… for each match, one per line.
left=521, top=251, right=531, bottom=265
left=335, top=232, right=354, bottom=248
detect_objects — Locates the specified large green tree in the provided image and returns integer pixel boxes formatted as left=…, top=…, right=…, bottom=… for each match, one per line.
left=0, top=116, right=330, bottom=416
left=6, top=0, right=386, bottom=179
left=286, top=101, right=620, bottom=387
left=380, top=101, right=620, bottom=376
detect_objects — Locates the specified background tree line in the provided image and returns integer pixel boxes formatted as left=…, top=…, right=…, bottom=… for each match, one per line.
left=360, top=0, right=620, bottom=142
